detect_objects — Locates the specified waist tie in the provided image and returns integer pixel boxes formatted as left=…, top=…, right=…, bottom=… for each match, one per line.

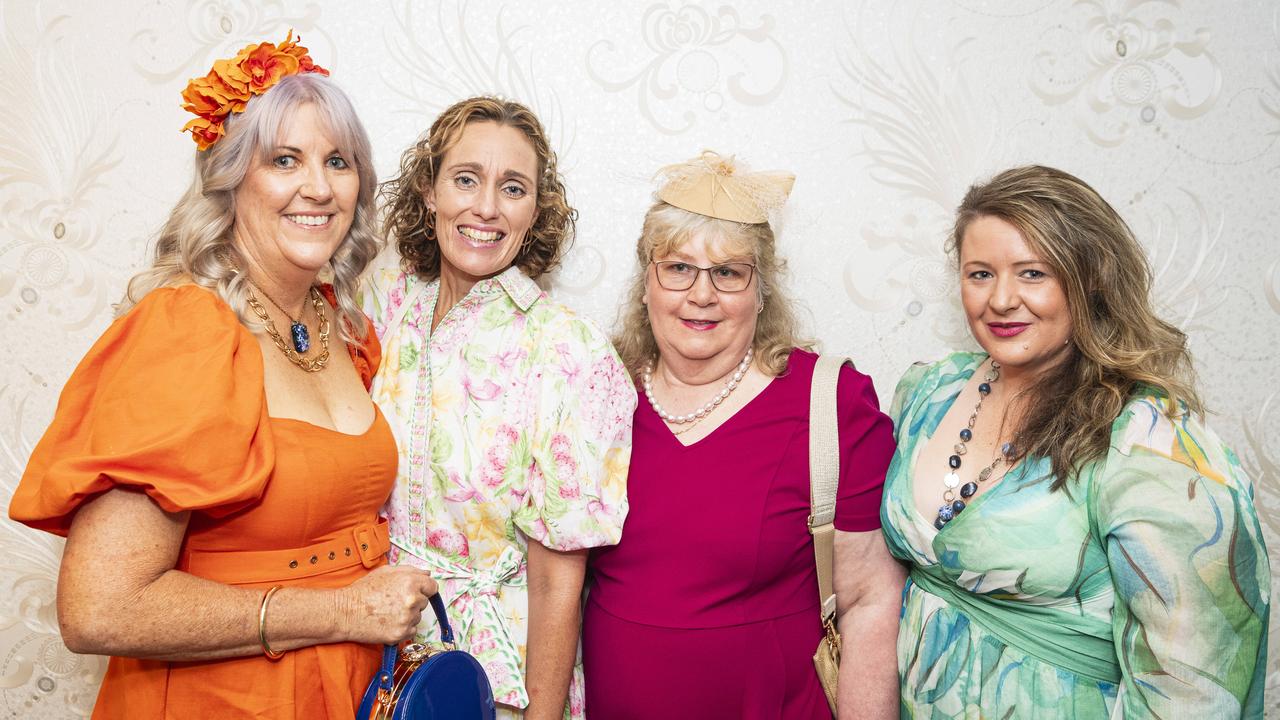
left=908, top=567, right=1121, bottom=684
left=181, top=518, right=390, bottom=585
left=397, top=544, right=529, bottom=708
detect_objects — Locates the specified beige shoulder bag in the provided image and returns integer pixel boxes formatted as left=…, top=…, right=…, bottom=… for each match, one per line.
left=809, top=354, right=847, bottom=715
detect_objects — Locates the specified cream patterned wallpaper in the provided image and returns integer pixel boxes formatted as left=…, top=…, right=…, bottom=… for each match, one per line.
left=1, top=1, right=1277, bottom=717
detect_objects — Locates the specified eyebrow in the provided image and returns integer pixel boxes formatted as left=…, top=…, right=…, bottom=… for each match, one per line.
left=446, top=161, right=533, bottom=184
left=273, top=145, right=344, bottom=156
left=962, top=259, right=1045, bottom=267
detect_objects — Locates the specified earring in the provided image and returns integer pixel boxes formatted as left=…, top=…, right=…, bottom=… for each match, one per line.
left=757, top=303, right=765, bottom=315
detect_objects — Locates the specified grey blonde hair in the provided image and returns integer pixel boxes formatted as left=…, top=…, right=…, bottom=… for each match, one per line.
left=613, top=201, right=811, bottom=377
left=950, top=164, right=1202, bottom=490
left=121, top=73, right=380, bottom=341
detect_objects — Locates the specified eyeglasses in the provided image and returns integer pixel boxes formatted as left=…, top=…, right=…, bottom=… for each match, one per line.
left=651, top=261, right=756, bottom=293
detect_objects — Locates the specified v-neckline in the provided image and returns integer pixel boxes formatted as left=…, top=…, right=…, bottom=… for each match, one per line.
left=902, top=354, right=1028, bottom=537
left=646, top=373, right=780, bottom=449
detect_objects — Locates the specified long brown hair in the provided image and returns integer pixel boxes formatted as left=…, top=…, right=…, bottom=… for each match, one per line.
left=380, top=96, right=575, bottom=280
left=950, top=165, right=1202, bottom=490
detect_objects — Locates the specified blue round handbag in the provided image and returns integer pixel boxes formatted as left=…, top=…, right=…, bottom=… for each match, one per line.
left=358, top=594, right=496, bottom=720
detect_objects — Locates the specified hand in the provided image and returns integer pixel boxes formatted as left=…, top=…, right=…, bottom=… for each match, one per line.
left=336, top=565, right=438, bottom=645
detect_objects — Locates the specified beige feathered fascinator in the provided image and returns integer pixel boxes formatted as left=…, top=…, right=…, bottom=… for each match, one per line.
left=656, top=150, right=795, bottom=224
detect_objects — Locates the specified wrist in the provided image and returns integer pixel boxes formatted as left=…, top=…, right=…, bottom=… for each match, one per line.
left=328, top=586, right=353, bottom=643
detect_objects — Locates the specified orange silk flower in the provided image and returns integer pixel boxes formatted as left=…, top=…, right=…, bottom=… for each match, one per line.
left=180, top=30, right=329, bottom=151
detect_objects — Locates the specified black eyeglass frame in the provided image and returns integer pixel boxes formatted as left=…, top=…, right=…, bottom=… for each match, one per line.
left=649, top=261, right=758, bottom=293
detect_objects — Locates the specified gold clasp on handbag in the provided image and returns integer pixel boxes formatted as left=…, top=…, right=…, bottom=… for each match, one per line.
left=822, top=615, right=841, bottom=658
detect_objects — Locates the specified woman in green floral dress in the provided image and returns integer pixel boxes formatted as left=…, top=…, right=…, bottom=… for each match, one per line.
left=881, top=166, right=1270, bottom=718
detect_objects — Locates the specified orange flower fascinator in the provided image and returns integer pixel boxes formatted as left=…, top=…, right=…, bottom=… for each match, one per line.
left=656, top=151, right=795, bottom=224
left=180, top=30, right=329, bottom=150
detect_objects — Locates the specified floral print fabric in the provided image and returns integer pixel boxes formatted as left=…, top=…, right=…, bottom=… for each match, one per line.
left=364, top=265, right=634, bottom=718
left=881, top=352, right=1270, bottom=719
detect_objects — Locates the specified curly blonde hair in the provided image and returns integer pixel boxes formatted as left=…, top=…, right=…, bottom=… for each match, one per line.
left=120, top=73, right=380, bottom=341
left=950, top=165, right=1203, bottom=490
left=613, top=201, right=811, bottom=377
left=381, top=96, right=576, bottom=280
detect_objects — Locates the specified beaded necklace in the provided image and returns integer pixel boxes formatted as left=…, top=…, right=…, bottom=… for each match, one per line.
left=934, top=360, right=1015, bottom=530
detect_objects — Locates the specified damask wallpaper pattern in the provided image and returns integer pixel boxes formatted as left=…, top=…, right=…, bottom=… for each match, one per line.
left=1, top=1, right=1277, bottom=717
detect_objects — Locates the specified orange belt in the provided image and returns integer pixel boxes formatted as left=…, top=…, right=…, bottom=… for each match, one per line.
left=181, top=518, right=391, bottom=585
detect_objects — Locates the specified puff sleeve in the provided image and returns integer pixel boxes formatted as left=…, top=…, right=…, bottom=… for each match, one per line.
left=9, top=286, right=274, bottom=535
left=512, top=311, right=636, bottom=551
left=1091, top=397, right=1270, bottom=718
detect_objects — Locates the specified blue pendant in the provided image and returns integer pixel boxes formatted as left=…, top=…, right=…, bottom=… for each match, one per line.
left=290, top=321, right=310, bottom=353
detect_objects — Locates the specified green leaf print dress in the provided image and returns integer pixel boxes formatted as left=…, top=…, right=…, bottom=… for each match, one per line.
left=881, top=352, right=1270, bottom=719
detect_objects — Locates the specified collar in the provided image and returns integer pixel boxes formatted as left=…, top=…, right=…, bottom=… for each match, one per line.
left=484, top=265, right=543, bottom=313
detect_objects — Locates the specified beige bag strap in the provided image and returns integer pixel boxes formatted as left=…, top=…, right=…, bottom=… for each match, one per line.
left=809, top=354, right=848, bottom=622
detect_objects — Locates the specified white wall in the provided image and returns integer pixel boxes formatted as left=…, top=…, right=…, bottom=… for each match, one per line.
left=1, top=1, right=1277, bottom=716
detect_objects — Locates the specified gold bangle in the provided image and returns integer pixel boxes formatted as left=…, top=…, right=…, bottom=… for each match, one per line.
left=258, top=585, right=285, bottom=660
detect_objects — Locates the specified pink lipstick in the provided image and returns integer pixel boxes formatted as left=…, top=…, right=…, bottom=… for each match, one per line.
left=987, top=322, right=1028, bottom=338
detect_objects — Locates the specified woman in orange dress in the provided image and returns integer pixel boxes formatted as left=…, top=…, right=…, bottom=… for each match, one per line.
left=7, top=34, right=435, bottom=719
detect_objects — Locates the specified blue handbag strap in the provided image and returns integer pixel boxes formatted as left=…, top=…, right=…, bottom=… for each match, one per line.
left=376, top=593, right=455, bottom=692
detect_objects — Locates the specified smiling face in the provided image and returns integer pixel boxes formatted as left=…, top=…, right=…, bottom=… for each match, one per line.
left=232, top=103, right=359, bottom=283
left=960, top=214, right=1074, bottom=375
left=644, top=228, right=760, bottom=367
left=427, top=121, right=540, bottom=293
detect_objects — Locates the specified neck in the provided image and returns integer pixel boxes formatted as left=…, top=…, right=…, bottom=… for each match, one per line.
left=655, top=345, right=752, bottom=390
left=435, top=269, right=478, bottom=319
left=233, top=237, right=316, bottom=317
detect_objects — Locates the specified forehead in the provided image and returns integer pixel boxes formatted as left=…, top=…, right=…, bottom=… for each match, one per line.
left=274, top=103, right=332, bottom=144
left=441, top=121, right=538, bottom=173
left=959, top=215, right=1043, bottom=263
left=654, top=227, right=755, bottom=263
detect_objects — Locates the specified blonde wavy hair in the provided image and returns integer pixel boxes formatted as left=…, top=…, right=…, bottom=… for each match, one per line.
left=121, top=73, right=380, bottom=341
left=381, top=96, right=576, bottom=280
left=950, top=165, right=1203, bottom=490
left=613, top=201, right=811, bottom=377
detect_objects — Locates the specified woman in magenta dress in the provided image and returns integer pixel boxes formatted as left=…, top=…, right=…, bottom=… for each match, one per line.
left=583, top=152, right=905, bottom=719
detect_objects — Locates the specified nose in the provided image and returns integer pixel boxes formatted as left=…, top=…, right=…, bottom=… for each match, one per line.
left=990, top=273, right=1020, bottom=313
left=474, top=183, right=499, bottom=220
left=299, top=161, right=334, bottom=203
left=685, top=268, right=718, bottom=306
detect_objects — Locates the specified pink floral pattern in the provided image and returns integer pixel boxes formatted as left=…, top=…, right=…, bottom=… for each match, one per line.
left=364, top=265, right=634, bottom=718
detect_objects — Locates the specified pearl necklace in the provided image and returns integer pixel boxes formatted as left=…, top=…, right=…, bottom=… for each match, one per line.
left=643, top=347, right=753, bottom=425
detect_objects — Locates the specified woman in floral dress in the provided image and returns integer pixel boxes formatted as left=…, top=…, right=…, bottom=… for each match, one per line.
left=364, top=97, right=634, bottom=720
left=883, top=165, right=1269, bottom=718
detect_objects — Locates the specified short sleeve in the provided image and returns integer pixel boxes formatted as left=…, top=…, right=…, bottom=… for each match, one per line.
left=8, top=286, right=274, bottom=536
left=1092, top=397, right=1270, bottom=717
left=889, top=361, right=934, bottom=428
left=512, top=310, right=636, bottom=551
left=833, top=363, right=896, bottom=532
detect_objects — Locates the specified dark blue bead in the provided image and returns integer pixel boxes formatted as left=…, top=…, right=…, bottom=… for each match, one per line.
left=959, top=428, right=972, bottom=442
left=290, top=321, right=310, bottom=353
left=948, top=454, right=961, bottom=469
left=937, top=504, right=954, bottom=521
left=951, top=500, right=966, bottom=514
left=934, top=517, right=946, bottom=530
left=1001, top=442, right=1015, bottom=458
left=978, top=383, right=991, bottom=395
left=960, top=482, right=978, bottom=498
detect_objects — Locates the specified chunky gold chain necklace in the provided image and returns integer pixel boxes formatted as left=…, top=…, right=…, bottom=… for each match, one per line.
left=246, top=284, right=330, bottom=372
